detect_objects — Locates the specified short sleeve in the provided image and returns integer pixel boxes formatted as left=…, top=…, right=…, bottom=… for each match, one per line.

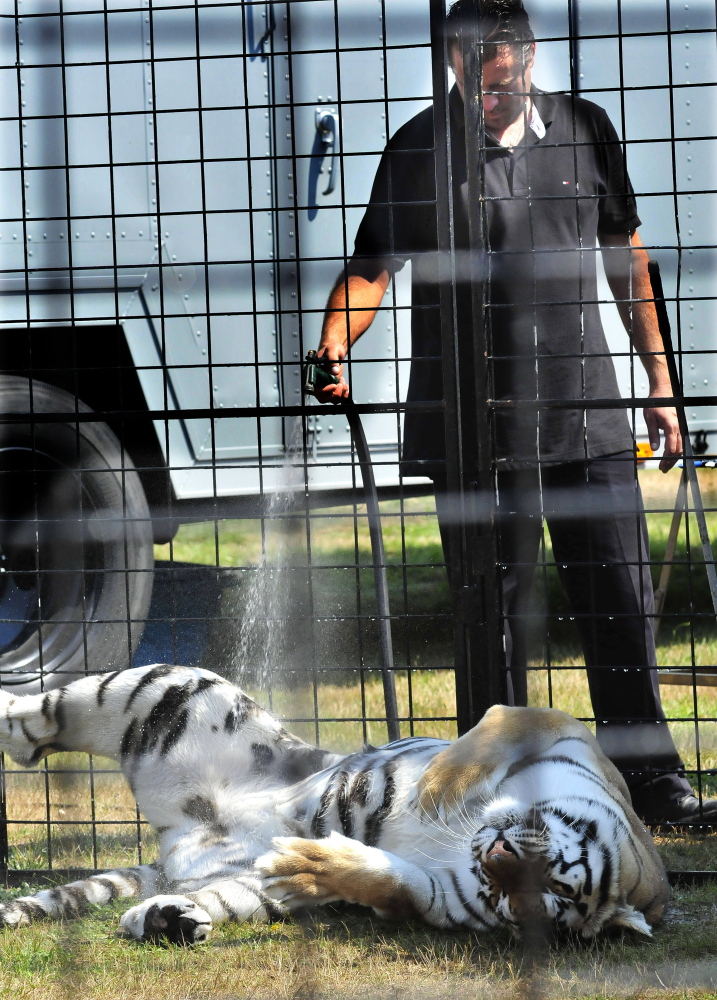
left=352, top=148, right=409, bottom=277
left=352, top=124, right=436, bottom=278
left=595, top=108, right=642, bottom=234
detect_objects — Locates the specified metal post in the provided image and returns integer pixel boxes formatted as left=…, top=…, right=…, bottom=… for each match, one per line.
left=459, top=1, right=506, bottom=721
left=0, top=753, right=7, bottom=877
left=429, top=0, right=473, bottom=734
left=429, top=0, right=505, bottom=731
left=568, top=0, right=581, bottom=95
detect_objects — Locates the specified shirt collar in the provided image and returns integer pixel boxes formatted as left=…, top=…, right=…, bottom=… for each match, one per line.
left=531, top=89, right=558, bottom=127
left=529, top=101, right=546, bottom=139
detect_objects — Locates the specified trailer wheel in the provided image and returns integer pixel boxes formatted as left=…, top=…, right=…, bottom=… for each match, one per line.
left=0, top=377, right=154, bottom=692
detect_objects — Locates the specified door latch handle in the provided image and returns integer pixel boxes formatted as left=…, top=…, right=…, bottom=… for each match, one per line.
left=314, top=109, right=339, bottom=195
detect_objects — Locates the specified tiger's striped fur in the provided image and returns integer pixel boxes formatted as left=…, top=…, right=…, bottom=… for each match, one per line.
left=0, top=664, right=668, bottom=944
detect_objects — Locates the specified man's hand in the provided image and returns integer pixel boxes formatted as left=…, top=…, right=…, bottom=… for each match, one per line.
left=314, top=343, right=350, bottom=404
left=314, top=265, right=391, bottom=404
left=644, top=392, right=682, bottom=473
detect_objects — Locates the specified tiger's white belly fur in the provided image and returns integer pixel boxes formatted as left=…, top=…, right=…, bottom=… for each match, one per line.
left=0, top=664, right=668, bottom=944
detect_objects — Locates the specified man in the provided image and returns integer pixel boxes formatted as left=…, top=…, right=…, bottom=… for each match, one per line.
left=313, top=0, right=715, bottom=824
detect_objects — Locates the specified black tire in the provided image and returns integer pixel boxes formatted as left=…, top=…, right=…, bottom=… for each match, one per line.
left=0, top=376, right=154, bottom=692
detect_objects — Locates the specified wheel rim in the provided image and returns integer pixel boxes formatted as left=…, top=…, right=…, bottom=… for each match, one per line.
left=0, top=444, right=107, bottom=681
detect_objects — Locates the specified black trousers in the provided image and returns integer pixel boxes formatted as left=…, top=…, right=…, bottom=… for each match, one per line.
left=434, top=451, right=691, bottom=808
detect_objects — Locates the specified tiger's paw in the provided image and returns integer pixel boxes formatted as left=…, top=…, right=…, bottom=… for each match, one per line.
left=257, top=835, right=351, bottom=907
left=257, top=832, right=391, bottom=910
left=119, top=895, right=212, bottom=945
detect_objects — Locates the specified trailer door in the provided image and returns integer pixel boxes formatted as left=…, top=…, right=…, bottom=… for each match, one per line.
left=272, top=0, right=435, bottom=489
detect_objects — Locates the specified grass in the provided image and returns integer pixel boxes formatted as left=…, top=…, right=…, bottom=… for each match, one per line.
left=1, top=468, right=716, bottom=997
left=1, top=881, right=717, bottom=999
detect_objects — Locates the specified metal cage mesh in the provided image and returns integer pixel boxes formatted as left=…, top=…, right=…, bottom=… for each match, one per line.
left=0, top=0, right=715, bottom=879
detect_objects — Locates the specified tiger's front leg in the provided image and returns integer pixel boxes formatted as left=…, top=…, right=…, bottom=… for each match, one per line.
left=257, top=832, right=450, bottom=926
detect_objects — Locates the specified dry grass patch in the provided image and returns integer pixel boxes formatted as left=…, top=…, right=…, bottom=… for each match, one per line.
left=0, top=886, right=717, bottom=1000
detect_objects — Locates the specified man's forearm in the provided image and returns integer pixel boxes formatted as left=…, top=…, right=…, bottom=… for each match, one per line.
left=312, top=264, right=390, bottom=403
left=600, top=230, right=672, bottom=393
left=600, top=228, right=681, bottom=470
left=319, top=267, right=390, bottom=358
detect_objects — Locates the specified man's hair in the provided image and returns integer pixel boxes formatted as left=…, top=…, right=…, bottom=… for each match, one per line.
left=445, top=0, right=534, bottom=63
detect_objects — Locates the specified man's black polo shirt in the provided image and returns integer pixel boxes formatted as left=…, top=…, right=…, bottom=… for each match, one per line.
left=353, top=85, right=639, bottom=476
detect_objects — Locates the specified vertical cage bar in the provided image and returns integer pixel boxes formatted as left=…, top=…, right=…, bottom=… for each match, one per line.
left=428, top=0, right=469, bottom=732
left=459, top=0, right=506, bottom=723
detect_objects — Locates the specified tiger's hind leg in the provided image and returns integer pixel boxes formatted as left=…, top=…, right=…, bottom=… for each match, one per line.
left=0, top=865, right=157, bottom=928
left=119, top=875, right=285, bottom=945
left=0, top=665, right=339, bottom=783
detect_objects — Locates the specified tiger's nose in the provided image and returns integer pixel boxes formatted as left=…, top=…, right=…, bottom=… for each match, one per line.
left=487, top=839, right=514, bottom=860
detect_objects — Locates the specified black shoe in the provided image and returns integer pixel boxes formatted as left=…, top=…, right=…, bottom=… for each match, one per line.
left=638, top=793, right=717, bottom=827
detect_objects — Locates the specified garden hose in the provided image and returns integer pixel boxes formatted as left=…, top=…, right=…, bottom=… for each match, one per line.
left=303, top=353, right=400, bottom=741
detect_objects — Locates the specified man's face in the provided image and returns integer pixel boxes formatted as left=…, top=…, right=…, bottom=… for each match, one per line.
left=450, top=43, right=535, bottom=133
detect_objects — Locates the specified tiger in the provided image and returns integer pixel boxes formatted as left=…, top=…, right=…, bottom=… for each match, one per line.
left=0, top=663, right=668, bottom=944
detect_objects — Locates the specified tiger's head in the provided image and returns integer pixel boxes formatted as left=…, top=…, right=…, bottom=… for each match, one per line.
left=418, top=705, right=668, bottom=941
left=470, top=798, right=657, bottom=940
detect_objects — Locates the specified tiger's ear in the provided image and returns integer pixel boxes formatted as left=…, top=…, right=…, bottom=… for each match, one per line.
left=605, top=903, right=653, bottom=937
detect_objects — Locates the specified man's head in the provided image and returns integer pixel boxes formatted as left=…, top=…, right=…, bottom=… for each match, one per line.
left=446, top=0, right=536, bottom=134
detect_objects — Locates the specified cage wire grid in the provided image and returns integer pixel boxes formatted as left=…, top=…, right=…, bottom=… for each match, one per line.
left=0, top=0, right=714, bottom=879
